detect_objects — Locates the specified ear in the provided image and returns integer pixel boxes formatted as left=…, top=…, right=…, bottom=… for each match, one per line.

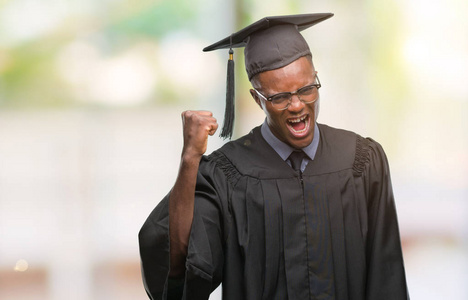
left=250, top=89, right=263, bottom=109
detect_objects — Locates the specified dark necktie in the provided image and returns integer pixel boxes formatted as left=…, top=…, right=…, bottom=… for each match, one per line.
left=288, top=150, right=306, bottom=172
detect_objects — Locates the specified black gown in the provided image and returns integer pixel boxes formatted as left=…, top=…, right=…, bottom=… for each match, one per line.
left=139, top=123, right=409, bottom=300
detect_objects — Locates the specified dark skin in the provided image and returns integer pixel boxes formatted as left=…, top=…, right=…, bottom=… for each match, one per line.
left=168, top=110, right=218, bottom=277
left=168, top=56, right=317, bottom=277
left=250, top=56, right=319, bottom=149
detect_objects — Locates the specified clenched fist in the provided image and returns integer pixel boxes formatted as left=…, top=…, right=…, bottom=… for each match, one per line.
left=181, top=110, right=218, bottom=159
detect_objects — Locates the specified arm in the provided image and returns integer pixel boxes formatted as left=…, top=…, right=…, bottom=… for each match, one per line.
left=169, top=110, right=218, bottom=278
left=365, top=139, right=409, bottom=299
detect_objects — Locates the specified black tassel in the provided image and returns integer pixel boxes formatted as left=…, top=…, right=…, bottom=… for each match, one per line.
left=220, top=48, right=235, bottom=139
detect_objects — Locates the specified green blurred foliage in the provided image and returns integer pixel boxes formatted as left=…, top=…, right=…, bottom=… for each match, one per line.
left=0, top=0, right=199, bottom=109
left=1, top=39, right=69, bottom=108
left=106, top=0, right=197, bottom=40
left=367, top=1, right=409, bottom=145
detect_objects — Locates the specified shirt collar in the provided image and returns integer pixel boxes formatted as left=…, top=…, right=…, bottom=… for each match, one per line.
left=260, top=119, right=320, bottom=161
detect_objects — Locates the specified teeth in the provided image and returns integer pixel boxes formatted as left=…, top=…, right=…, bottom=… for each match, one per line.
left=288, top=115, right=307, bottom=123
left=287, top=115, right=309, bottom=134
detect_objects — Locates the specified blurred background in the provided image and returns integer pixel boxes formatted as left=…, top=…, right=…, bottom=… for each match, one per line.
left=0, top=0, right=467, bottom=299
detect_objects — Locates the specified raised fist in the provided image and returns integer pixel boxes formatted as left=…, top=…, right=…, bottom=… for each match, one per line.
left=181, top=110, right=218, bottom=158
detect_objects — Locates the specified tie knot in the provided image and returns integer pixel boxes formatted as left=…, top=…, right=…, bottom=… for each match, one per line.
left=288, top=150, right=306, bottom=172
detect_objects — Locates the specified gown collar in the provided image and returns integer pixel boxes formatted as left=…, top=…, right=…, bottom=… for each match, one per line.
left=260, top=119, right=320, bottom=162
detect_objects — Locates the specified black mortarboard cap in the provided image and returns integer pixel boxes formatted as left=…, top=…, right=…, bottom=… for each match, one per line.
left=203, top=13, right=334, bottom=139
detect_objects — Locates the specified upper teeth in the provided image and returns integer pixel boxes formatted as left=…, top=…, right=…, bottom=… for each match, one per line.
left=289, top=115, right=307, bottom=123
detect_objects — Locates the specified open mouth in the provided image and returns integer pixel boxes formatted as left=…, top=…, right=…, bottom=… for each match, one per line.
left=286, top=114, right=310, bottom=137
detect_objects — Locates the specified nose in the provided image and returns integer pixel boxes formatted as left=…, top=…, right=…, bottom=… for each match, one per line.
left=288, top=94, right=304, bottom=112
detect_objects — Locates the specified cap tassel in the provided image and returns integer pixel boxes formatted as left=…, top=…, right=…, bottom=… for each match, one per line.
left=220, top=47, right=235, bottom=139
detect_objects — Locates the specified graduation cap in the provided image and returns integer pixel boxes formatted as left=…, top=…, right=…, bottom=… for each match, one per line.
left=203, top=13, right=334, bottom=139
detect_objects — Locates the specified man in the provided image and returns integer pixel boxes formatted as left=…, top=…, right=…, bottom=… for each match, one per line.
left=139, top=13, right=409, bottom=300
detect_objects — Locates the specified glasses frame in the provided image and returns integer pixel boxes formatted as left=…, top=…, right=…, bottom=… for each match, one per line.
left=254, top=74, right=321, bottom=111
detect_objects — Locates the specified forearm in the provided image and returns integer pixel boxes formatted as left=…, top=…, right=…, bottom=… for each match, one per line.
left=168, top=109, right=218, bottom=278
left=168, top=153, right=200, bottom=278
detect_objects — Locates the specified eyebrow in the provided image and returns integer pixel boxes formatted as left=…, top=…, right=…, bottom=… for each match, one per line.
left=265, top=80, right=318, bottom=97
left=259, top=72, right=318, bottom=95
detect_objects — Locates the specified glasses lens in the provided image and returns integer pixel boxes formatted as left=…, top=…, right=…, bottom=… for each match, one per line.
left=298, top=85, right=319, bottom=103
left=270, top=93, right=291, bottom=109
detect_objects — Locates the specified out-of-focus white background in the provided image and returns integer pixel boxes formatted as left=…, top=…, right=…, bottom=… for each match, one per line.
left=0, top=0, right=467, bottom=299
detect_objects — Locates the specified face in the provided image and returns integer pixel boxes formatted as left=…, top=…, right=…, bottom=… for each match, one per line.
left=250, top=56, right=320, bottom=149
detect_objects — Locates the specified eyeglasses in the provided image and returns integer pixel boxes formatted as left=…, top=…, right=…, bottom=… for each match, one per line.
left=254, top=75, right=321, bottom=110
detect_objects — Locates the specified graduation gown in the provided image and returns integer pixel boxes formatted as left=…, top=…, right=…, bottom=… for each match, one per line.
left=139, top=123, right=409, bottom=300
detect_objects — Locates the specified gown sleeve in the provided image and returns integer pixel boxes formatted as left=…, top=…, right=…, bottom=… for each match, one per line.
left=360, top=137, right=410, bottom=299
left=138, top=155, right=228, bottom=300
